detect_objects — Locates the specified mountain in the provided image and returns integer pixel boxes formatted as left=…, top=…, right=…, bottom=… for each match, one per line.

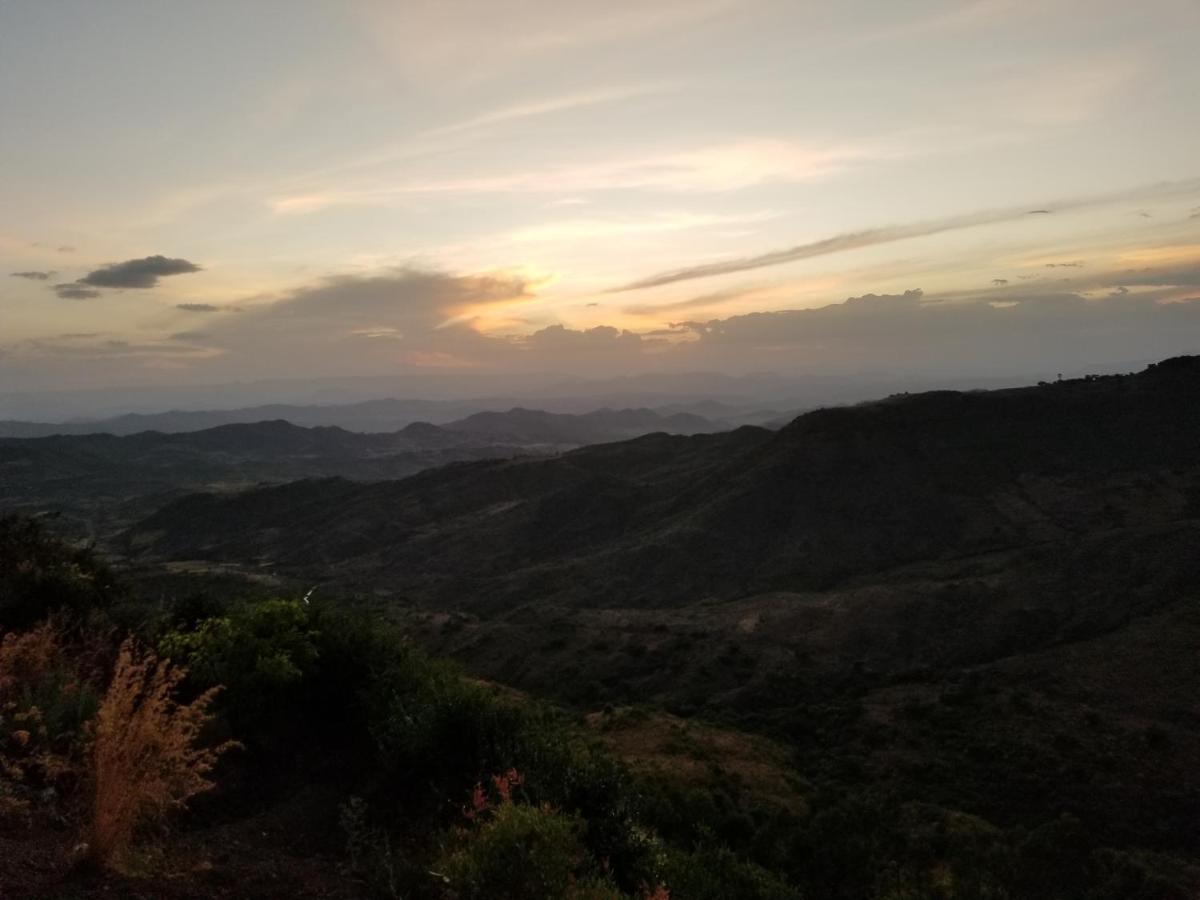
left=442, top=406, right=720, bottom=444
left=0, top=398, right=511, bottom=437
left=120, top=357, right=1200, bottom=876
left=0, top=400, right=723, bottom=438
left=128, top=357, right=1200, bottom=612
left=0, top=408, right=721, bottom=540
left=0, top=369, right=1055, bottom=435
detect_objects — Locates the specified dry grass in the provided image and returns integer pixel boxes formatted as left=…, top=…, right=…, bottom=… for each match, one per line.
left=0, top=621, right=60, bottom=694
left=585, top=707, right=807, bottom=815
left=89, top=637, right=236, bottom=868
left=0, top=621, right=76, bottom=818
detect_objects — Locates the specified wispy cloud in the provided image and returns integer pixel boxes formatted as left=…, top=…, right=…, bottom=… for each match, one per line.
left=423, top=83, right=675, bottom=138
left=611, top=178, right=1200, bottom=292
left=272, top=139, right=872, bottom=214
left=503, top=211, right=776, bottom=245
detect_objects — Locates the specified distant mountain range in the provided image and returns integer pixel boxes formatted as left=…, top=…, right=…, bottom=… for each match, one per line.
left=129, top=355, right=1200, bottom=615
left=0, top=398, right=741, bottom=438
left=0, top=407, right=724, bottom=540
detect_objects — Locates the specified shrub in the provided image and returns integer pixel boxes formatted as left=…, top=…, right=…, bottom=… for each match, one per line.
left=158, top=597, right=320, bottom=752
left=660, top=842, right=802, bottom=900
left=0, top=516, right=120, bottom=629
left=89, top=638, right=236, bottom=867
left=339, top=795, right=410, bottom=899
left=0, top=621, right=99, bottom=817
left=438, top=802, right=590, bottom=899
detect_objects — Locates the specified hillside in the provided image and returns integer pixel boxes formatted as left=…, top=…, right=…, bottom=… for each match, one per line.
left=8, top=359, right=1200, bottom=897
left=0, top=398, right=499, bottom=437
left=0, top=399, right=725, bottom=438
left=444, top=406, right=719, bottom=444
left=120, top=358, right=1200, bottom=884
left=0, top=408, right=718, bottom=541
left=129, top=357, right=1200, bottom=610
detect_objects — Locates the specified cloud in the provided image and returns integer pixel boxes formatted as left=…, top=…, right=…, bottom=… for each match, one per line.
left=79, top=255, right=201, bottom=289
left=356, top=0, right=740, bottom=77
left=177, top=268, right=531, bottom=376
left=10, top=270, right=55, bottom=280
left=667, top=283, right=1200, bottom=375
left=10, top=257, right=1200, bottom=385
left=525, top=323, right=644, bottom=351
left=175, top=303, right=221, bottom=313
left=57, top=245, right=75, bottom=253
left=503, top=211, right=774, bottom=245
left=423, top=83, right=672, bottom=139
left=1027, top=209, right=1051, bottom=215
left=52, top=283, right=102, bottom=300
left=271, top=139, right=871, bottom=214
left=611, top=178, right=1200, bottom=292
left=992, top=278, right=1009, bottom=286
left=623, top=285, right=774, bottom=316
left=1045, top=261, right=1084, bottom=268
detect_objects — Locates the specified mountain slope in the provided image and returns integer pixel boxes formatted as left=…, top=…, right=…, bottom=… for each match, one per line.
left=113, top=357, right=1200, bottom=881
left=443, top=406, right=719, bottom=444
left=128, top=357, right=1200, bottom=611
left=0, top=399, right=723, bottom=438
left=1, top=409, right=723, bottom=543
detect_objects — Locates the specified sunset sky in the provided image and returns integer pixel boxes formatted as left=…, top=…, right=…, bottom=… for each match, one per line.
left=3, top=0, right=1199, bottom=393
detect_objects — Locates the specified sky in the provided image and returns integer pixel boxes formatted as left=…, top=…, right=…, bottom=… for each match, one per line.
left=2, top=0, right=1200, bottom=396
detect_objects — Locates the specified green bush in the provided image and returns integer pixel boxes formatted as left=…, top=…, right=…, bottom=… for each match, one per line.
left=159, top=597, right=319, bottom=692
left=0, top=516, right=120, bottom=629
left=438, top=802, right=591, bottom=899
left=158, top=597, right=320, bottom=751
left=660, top=842, right=802, bottom=900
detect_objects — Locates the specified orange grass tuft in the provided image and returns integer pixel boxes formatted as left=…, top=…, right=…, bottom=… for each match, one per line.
left=88, top=637, right=236, bottom=867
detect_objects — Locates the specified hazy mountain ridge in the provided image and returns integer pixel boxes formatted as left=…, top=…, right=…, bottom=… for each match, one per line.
left=0, top=407, right=723, bottom=540
left=0, top=369, right=1058, bottom=435
left=128, top=357, right=1200, bottom=610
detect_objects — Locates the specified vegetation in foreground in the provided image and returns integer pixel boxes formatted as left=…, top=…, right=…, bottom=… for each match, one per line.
left=1, top=515, right=1198, bottom=898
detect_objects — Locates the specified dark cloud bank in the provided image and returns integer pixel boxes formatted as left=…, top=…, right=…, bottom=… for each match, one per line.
left=155, top=264, right=1200, bottom=380
left=79, top=255, right=201, bottom=289
left=46, top=255, right=202, bottom=300
left=52, top=284, right=102, bottom=300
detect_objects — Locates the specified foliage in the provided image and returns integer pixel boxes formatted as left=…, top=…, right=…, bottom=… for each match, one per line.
left=659, top=842, right=801, bottom=900
left=438, top=801, right=593, bottom=899
left=3, top=516, right=1197, bottom=897
left=159, top=597, right=319, bottom=688
left=0, top=515, right=120, bottom=629
left=89, top=638, right=237, bottom=867
left=0, top=620, right=100, bottom=819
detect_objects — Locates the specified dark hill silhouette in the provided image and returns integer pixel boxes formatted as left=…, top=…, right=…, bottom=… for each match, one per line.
left=128, top=358, right=1200, bottom=613
left=0, top=398, right=724, bottom=438
left=120, top=357, right=1200, bottom=861
left=443, top=406, right=718, bottom=444
left=0, top=408, right=722, bottom=542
